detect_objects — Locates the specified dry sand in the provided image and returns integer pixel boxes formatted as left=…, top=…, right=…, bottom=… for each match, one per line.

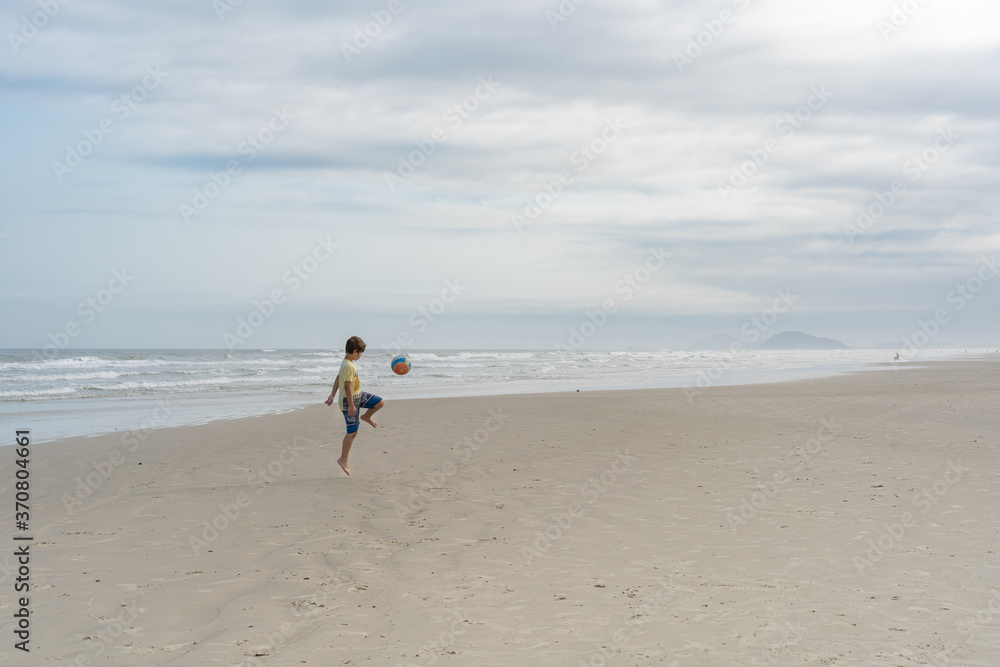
left=4, top=356, right=1000, bottom=666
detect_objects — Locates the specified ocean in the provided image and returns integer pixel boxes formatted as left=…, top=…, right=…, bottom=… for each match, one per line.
left=0, top=347, right=974, bottom=443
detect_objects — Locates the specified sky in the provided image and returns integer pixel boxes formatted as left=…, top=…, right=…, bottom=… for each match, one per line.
left=1, top=0, right=998, bottom=351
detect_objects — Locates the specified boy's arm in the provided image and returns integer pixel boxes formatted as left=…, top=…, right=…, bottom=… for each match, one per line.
left=344, top=380, right=357, bottom=414
left=325, top=383, right=337, bottom=405
left=324, top=376, right=340, bottom=406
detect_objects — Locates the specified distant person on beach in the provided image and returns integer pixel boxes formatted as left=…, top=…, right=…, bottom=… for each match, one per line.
left=324, top=336, right=384, bottom=476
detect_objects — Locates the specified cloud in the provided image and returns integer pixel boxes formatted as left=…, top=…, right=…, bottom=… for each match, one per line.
left=1, top=0, right=998, bottom=347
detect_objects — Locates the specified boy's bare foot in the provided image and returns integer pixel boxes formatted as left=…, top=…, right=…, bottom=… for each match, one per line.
left=337, top=458, right=350, bottom=476
left=361, top=415, right=377, bottom=428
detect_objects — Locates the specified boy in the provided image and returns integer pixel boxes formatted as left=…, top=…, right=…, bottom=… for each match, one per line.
left=324, top=336, right=384, bottom=476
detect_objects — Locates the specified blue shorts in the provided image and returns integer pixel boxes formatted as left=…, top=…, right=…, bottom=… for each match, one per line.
left=342, top=392, right=382, bottom=434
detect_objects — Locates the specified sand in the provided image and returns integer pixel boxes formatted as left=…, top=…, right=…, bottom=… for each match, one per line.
left=5, top=356, right=1000, bottom=666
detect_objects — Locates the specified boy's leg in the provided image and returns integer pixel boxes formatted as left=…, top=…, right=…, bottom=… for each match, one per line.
left=361, top=397, right=384, bottom=428
left=338, top=431, right=356, bottom=475
left=339, top=403, right=363, bottom=475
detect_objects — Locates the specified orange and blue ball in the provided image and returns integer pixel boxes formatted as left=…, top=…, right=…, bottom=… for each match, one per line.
left=391, top=354, right=410, bottom=375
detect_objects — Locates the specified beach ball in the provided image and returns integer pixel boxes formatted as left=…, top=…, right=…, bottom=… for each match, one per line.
left=391, top=353, right=411, bottom=375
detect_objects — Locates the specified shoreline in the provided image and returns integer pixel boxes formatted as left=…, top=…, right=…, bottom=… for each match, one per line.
left=22, top=353, right=993, bottom=450
left=6, top=350, right=991, bottom=445
left=15, top=354, right=1000, bottom=664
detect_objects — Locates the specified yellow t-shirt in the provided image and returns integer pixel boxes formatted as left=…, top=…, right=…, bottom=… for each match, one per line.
left=338, top=358, right=362, bottom=410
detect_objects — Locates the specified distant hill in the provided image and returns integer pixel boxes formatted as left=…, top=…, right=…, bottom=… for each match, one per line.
left=759, top=331, right=848, bottom=350
left=689, top=333, right=739, bottom=351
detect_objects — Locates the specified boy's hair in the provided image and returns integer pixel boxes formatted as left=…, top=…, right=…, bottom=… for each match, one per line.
left=345, top=336, right=366, bottom=354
